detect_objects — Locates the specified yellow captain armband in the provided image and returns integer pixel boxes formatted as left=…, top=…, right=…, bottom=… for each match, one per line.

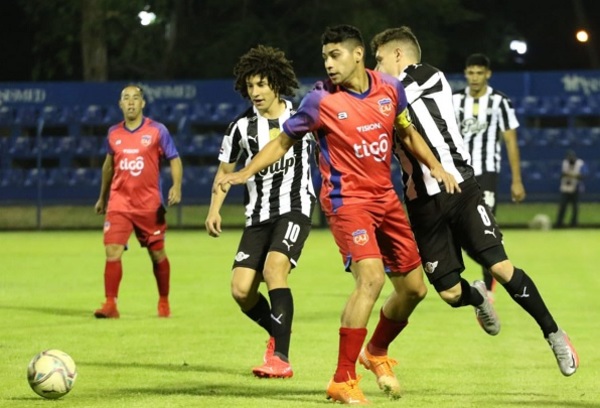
left=396, top=108, right=413, bottom=129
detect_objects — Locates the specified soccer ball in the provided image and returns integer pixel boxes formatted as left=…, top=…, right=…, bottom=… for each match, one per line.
left=27, top=349, right=77, bottom=399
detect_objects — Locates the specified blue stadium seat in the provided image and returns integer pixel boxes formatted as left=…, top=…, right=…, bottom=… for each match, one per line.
left=15, top=106, right=40, bottom=127
left=8, top=137, right=33, bottom=158
left=0, top=168, right=25, bottom=188
left=46, top=168, right=72, bottom=186
left=75, top=137, right=103, bottom=157
left=69, top=168, right=101, bottom=186
left=23, top=168, right=46, bottom=187
left=0, top=106, right=15, bottom=126
left=574, top=127, right=600, bottom=148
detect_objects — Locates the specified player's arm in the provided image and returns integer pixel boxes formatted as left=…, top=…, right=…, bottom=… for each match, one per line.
left=502, top=128, right=526, bottom=202
left=94, top=154, right=114, bottom=214
left=214, top=132, right=296, bottom=193
left=205, top=162, right=237, bottom=238
left=394, top=109, right=461, bottom=193
left=167, top=157, right=183, bottom=206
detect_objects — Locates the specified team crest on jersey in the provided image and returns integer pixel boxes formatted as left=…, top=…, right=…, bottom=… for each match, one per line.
left=269, top=128, right=280, bottom=141
left=352, top=229, right=369, bottom=246
left=378, top=98, right=393, bottom=116
left=141, top=135, right=152, bottom=146
left=103, top=221, right=111, bottom=233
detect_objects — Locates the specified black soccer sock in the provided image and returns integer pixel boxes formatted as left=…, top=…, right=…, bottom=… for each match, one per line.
left=450, top=278, right=484, bottom=308
left=243, top=292, right=273, bottom=337
left=482, top=266, right=495, bottom=291
left=269, top=288, right=294, bottom=361
left=502, top=267, right=558, bottom=337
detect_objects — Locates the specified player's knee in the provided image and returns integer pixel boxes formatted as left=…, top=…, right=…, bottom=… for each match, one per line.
left=489, top=259, right=514, bottom=284
left=356, top=272, right=386, bottom=298
left=105, top=244, right=124, bottom=260
left=438, top=286, right=462, bottom=305
left=231, top=282, right=253, bottom=307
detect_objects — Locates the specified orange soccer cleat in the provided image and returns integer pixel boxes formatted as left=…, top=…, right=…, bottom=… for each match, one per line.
left=252, top=355, right=293, bottom=378
left=94, top=301, right=120, bottom=319
left=326, top=375, right=369, bottom=405
left=157, top=299, right=171, bottom=318
left=263, top=336, right=275, bottom=362
left=358, top=347, right=401, bottom=399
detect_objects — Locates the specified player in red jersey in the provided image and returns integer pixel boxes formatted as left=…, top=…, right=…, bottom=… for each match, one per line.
left=215, top=25, right=459, bottom=403
left=93, top=85, right=183, bottom=319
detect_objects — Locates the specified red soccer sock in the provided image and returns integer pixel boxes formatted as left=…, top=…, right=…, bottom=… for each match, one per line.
left=104, top=260, right=122, bottom=300
left=153, top=258, right=170, bottom=297
left=367, top=309, right=408, bottom=356
left=334, top=327, right=368, bottom=382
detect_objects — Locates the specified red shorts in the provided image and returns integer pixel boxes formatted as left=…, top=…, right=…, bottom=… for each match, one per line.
left=103, top=209, right=167, bottom=248
left=327, top=191, right=421, bottom=274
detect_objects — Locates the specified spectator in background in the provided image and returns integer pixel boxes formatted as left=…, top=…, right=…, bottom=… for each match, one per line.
left=94, top=84, right=183, bottom=319
left=453, top=53, right=526, bottom=298
left=555, top=150, right=586, bottom=228
left=205, top=45, right=316, bottom=379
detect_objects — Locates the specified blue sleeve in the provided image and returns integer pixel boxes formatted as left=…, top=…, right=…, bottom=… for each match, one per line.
left=283, top=83, right=325, bottom=139
left=158, top=125, right=179, bottom=160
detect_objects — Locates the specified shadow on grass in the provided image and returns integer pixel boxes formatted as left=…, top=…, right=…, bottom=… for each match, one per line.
left=0, top=304, right=90, bottom=317
left=82, top=360, right=245, bottom=376
left=112, top=382, right=326, bottom=404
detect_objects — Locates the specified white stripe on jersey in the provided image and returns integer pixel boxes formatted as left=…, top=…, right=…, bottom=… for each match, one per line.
left=218, top=99, right=315, bottom=226
left=396, top=64, right=473, bottom=201
left=453, top=86, right=519, bottom=175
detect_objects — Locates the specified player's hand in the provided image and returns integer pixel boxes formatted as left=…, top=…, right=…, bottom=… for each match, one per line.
left=511, top=181, right=526, bottom=203
left=430, top=166, right=462, bottom=194
left=94, top=199, right=106, bottom=214
left=213, top=171, right=248, bottom=194
left=167, top=186, right=182, bottom=206
left=205, top=213, right=222, bottom=238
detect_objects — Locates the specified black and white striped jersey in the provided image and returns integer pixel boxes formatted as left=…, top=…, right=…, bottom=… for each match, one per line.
left=452, top=86, right=519, bottom=175
left=395, top=63, right=473, bottom=201
left=219, top=99, right=316, bottom=226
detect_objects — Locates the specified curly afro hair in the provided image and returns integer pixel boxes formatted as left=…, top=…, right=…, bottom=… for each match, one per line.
left=233, top=45, right=299, bottom=99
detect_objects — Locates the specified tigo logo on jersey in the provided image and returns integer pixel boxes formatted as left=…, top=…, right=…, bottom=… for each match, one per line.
left=119, top=156, right=145, bottom=176
left=141, top=135, right=152, bottom=146
left=353, top=134, right=389, bottom=162
left=378, top=98, right=393, bottom=116
left=352, top=229, right=369, bottom=246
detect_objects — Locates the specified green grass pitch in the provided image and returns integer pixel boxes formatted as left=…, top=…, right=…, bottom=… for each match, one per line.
left=0, top=229, right=598, bottom=407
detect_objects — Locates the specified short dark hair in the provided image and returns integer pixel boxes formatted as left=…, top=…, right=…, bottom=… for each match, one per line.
left=321, top=24, right=364, bottom=48
left=370, top=26, right=421, bottom=61
left=233, top=44, right=299, bottom=99
left=466, top=53, right=491, bottom=69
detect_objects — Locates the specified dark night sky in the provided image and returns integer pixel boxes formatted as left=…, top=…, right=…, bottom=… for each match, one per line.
left=0, top=0, right=598, bottom=82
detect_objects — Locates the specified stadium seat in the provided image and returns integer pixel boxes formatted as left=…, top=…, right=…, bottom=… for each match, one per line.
left=69, top=168, right=101, bottom=187
left=15, top=106, right=40, bottom=127
left=8, top=137, right=33, bottom=158
left=0, top=106, right=15, bottom=126
left=75, top=136, right=103, bottom=157
left=0, top=168, right=25, bottom=188
left=23, top=168, right=46, bottom=187
left=574, top=127, right=600, bottom=148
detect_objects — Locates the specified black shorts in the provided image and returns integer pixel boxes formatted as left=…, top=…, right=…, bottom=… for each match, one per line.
left=476, top=172, right=498, bottom=214
left=232, top=211, right=312, bottom=272
left=406, top=177, right=507, bottom=287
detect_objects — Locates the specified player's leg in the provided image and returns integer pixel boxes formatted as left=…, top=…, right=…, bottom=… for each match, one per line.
left=555, top=193, right=568, bottom=228
left=326, top=205, right=384, bottom=404
left=476, top=173, right=499, bottom=295
left=411, top=184, right=500, bottom=335
left=134, top=208, right=170, bottom=317
left=95, top=211, right=132, bottom=318
left=252, top=212, right=311, bottom=378
left=230, top=224, right=277, bottom=370
left=359, top=195, right=425, bottom=399
left=487, top=259, right=579, bottom=375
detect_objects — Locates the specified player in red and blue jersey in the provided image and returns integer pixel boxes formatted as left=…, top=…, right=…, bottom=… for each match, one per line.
left=93, top=85, right=183, bottom=319
left=215, top=25, right=459, bottom=403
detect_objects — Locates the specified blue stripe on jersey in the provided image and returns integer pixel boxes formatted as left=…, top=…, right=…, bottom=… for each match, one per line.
left=317, top=129, right=344, bottom=211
